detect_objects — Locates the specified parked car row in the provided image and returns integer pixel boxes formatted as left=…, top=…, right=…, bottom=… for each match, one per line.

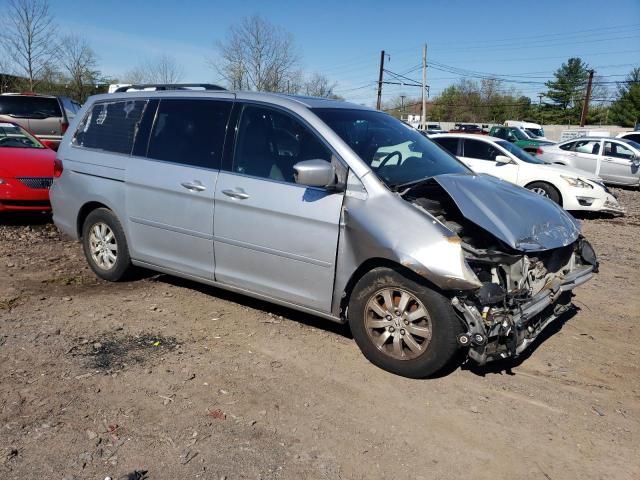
left=0, top=86, right=634, bottom=379
left=431, top=133, right=623, bottom=215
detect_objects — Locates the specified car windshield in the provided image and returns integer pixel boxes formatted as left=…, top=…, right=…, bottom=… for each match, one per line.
left=0, top=122, right=44, bottom=149
left=512, top=128, right=530, bottom=140
left=312, top=108, right=471, bottom=187
left=623, top=139, right=640, bottom=151
left=525, top=127, right=544, bottom=138
left=495, top=140, right=545, bottom=164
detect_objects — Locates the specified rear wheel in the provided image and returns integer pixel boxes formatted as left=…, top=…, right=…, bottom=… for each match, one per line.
left=82, top=208, right=132, bottom=281
left=526, top=181, right=561, bottom=205
left=348, top=267, right=462, bottom=378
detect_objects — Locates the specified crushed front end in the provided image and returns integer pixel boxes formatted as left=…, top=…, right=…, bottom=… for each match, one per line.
left=403, top=174, right=598, bottom=365
left=452, top=237, right=596, bottom=364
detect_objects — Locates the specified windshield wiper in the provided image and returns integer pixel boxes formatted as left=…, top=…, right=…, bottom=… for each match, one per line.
left=390, top=175, right=434, bottom=192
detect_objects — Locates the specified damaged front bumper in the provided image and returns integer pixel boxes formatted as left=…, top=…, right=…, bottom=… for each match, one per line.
left=452, top=239, right=596, bottom=365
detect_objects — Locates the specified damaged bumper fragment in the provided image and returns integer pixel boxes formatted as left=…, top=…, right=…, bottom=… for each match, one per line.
left=453, top=239, right=596, bottom=365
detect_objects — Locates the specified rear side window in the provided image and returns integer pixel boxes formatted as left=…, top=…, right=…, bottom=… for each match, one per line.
left=0, top=96, right=62, bottom=118
left=73, top=100, right=146, bottom=154
left=463, top=139, right=499, bottom=161
left=433, top=136, right=459, bottom=155
left=574, top=140, right=600, bottom=155
left=146, top=99, right=232, bottom=169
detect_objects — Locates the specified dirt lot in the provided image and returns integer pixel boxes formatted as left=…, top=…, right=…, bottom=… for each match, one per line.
left=1, top=189, right=639, bottom=480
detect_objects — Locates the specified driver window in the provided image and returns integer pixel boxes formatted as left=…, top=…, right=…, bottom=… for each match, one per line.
left=233, top=105, right=332, bottom=183
left=463, top=139, right=498, bottom=161
left=605, top=141, right=634, bottom=160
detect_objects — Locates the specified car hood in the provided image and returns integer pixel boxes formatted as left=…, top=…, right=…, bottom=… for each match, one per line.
left=0, top=147, right=55, bottom=177
left=432, top=173, right=581, bottom=251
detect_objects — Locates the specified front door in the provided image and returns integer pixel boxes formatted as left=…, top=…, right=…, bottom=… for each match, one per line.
left=461, top=138, right=519, bottom=183
left=213, top=104, right=344, bottom=312
left=602, top=141, right=640, bottom=185
left=125, top=97, right=233, bottom=279
left=572, top=139, right=602, bottom=175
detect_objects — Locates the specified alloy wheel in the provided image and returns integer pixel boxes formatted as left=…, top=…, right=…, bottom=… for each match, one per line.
left=88, top=222, right=118, bottom=270
left=364, top=288, right=432, bottom=360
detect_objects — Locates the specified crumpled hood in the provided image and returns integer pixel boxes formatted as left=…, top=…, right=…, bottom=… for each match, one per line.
left=432, top=173, right=581, bottom=251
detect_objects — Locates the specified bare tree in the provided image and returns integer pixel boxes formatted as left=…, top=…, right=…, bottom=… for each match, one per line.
left=122, top=54, right=184, bottom=84
left=304, top=72, right=338, bottom=98
left=213, top=15, right=300, bottom=92
left=1, top=0, right=57, bottom=91
left=57, top=34, right=99, bottom=101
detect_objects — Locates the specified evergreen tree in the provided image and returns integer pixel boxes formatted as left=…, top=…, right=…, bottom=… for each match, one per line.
left=609, top=67, right=640, bottom=128
left=545, top=58, right=589, bottom=124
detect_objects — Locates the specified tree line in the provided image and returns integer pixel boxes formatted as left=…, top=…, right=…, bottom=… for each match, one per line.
left=385, top=58, right=639, bottom=127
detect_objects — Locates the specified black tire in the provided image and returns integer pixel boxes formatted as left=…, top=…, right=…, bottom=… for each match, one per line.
left=81, top=208, right=132, bottom=281
left=348, top=267, right=463, bottom=378
left=526, top=181, right=561, bottom=205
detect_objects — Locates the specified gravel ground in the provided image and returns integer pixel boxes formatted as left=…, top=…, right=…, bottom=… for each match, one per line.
left=1, top=188, right=639, bottom=480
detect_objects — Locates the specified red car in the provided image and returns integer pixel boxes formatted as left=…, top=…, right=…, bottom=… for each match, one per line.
left=0, top=119, right=56, bottom=212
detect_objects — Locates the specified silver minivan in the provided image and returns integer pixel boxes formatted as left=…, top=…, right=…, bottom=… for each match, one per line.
left=51, top=90, right=598, bottom=378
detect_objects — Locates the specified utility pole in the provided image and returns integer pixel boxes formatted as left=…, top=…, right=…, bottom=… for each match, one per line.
left=376, top=50, right=386, bottom=110
left=538, top=93, right=544, bottom=125
left=421, top=43, right=427, bottom=131
left=580, top=69, right=594, bottom=127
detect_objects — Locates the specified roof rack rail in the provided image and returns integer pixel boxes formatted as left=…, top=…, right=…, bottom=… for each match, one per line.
left=113, top=83, right=226, bottom=93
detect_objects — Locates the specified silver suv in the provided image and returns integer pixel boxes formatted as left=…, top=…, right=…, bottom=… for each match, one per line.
left=50, top=90, right=597, bottom=378
left=0, top=93, right=81, bottom=150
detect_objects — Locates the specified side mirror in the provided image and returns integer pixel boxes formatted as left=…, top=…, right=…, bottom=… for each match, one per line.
left=495, top=155, right=512, bottom=165
left=293, top=159, right=336, bottom=188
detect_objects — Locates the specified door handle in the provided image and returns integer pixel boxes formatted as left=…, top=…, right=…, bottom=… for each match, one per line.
left=222, top=189, right=250, bottom=200
left=181, top=181, right=206, bottom=192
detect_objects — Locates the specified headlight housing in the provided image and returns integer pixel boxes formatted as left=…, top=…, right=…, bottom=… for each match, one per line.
left=561, top=175, right=593, bottom=189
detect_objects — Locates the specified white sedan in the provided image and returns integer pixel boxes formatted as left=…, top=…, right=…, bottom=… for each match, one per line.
left=431, top=133, right=623, bottom=215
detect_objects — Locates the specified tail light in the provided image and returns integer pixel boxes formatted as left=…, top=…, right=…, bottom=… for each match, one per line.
left=61, top=121, right=69, bottom=134
left=53, top=158, right=63, bottom=178
left=536, top=147, right=544, bottom=155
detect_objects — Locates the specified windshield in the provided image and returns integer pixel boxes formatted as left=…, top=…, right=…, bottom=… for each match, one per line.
left=525, top=127, right=544, bottom=138
left=495, top=140, right=545, bottom=164
left=623, top=139, right=640, bottom=151
left=0, top=122, right=45, bottom=149
left=312, top=108, right=470, bottom=187
left=512, top=128, right=530, bottom=140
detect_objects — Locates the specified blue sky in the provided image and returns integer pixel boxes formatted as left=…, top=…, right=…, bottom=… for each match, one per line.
left=50, top=0, right=640, bottom=105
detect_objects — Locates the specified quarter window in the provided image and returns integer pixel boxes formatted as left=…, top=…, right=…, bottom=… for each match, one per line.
left=463, top=139, right=499, bottom=161
left=559, top=141, right=575, bottom=151
left=146, top=99, right=232, bottom=169
left=73, top=100, right=146, bottom=154
left=233, top=105, right=331, bottom=183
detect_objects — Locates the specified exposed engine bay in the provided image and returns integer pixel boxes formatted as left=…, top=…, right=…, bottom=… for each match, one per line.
left=403, top=178, right=598, bottom=364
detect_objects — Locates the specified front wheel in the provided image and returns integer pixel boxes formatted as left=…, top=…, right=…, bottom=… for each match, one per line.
left=348, top=267, right=463, bottom=378
left=526, top=181, right=561, bottom=205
